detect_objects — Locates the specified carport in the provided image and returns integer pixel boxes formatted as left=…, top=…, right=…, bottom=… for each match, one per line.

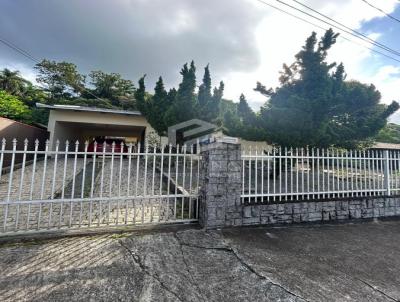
left=37, top=103, right=155, bottom=150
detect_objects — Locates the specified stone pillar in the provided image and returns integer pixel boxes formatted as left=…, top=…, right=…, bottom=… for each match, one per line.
left=199, top=141, right=242, bottom=229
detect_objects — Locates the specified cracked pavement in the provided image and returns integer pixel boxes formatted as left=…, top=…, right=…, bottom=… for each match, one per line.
left=0, top=220, right=400, bottom=301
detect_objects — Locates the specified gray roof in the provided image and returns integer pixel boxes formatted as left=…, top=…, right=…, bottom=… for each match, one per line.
left=36, top=103, right=142, bottom=116
left=371, top=142, right=400, bottom=150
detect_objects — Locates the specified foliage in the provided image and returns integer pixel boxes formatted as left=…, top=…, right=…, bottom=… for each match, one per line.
left=198, top=65, right=224, bottom=122
left=146, top=129, right=162, bottom=148
left=0, top=90, right=31, bottom=123
left=30, top=108, right=49, bottom=125
left=136, top=61, right=226, bottom=137
left=148, top=77, right=169, bottom=135
left=1, top=61, right=140, bottom=126
left=374, top=123, right=400, bottom=144
left=88, top=70, right=135, bottom=108
left=164, top=61, right=197, bottom=126
left=134, top=76, right=148, bottom=116
left=35, top=59, right=86, bottom=99
left=1, top=38, right=397, bottom=149
left=254, top=29, right=399, bottom=148
left=223, top=94, right=266, bottom=141
left=0, top=68, right=30, bottom=96
left=135, top=76, right=170, bottom=136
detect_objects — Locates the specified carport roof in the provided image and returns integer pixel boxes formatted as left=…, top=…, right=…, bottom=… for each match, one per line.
left=36, top=103, right=142, bottom=116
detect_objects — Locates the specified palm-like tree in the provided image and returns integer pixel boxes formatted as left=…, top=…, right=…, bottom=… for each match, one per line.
left=0, top=68, right=30, bottom=95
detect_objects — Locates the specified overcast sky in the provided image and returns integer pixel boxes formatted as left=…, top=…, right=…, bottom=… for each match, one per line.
left=1, top=0, right=400, bottom=121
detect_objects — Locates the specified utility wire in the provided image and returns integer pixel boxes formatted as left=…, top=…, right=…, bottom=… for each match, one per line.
left=254, top=0, right=400, bottom=64
left=291, top=0, right=400, bottom=57
left=0, top=37, right=40, bottom=64
left=0, top=36, right=106, bottom=102
left=273, top=0, right=400, bottom=58
left=361, top=0, right=400, bottom=24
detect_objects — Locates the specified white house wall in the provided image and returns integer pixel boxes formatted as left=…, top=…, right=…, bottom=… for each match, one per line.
left=47, top=110, right=159, bottom=150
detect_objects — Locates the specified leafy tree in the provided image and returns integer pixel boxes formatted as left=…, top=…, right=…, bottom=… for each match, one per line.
left=0, top=68, right=30, bottom=96
left=146, top=77, right=170, bottom=136
left=0, top=90, right=31, bottom=123
left=1, top=63, right=140, bottom=125
left=134, top=75, right=148, bottom=115
left=375, top=123, right=400, bottom=144
left=218, top=99, right=236, bottom=115
left=198, top=64, right=212, bottom=110
left=164, top=61, right=197, bottom=125
left=136, top=62, right=227, bottom=136
left=209, top=81, right=224, bottom=121
left=88, top=70, right=135, bottom=108
left=223, top=109, right=242, bottom=137
left=30, top=108, right=49, bottom=125
left=223, top=94, right=266, bottom=141
left=151, top=77, right=169, bottom=133
left=21, top=83, right=49, bottom=107
left=35, top=59, right=86, bottom=99
left=255, top=29, right=399, bottom=148
left=237, top=94, right=256, bottom=124
left=198, top=65, right=224, bottom=122
left=0, top=68, right=48, bottom=107
left=0, top=69, right=50, bottom=124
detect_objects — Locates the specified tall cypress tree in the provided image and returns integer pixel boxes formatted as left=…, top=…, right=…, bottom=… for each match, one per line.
left=146, top=77, right=168, bottom=136
left=237, top=93, right=255, bottom=123
left=208, top=81, right=224, bottom=121
left=164, top=61, right=197, bottom=125
left=222, top=94, right=266, bottom=141
left=198, top=65, right=223, bottom=122
left=135, top=76, right=147, bottom=115
left=198, top=64, right=211, bottom=110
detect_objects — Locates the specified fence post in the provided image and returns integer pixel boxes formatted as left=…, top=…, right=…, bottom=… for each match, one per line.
left=383, top=150, right=391, bottom=196
left=199, top=141, right=242, bottom=229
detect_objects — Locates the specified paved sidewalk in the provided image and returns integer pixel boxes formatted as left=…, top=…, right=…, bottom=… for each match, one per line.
left=0, top=220, right=399, bottom=301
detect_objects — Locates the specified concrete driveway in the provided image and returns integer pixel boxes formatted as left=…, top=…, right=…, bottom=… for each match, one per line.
left=0, top=220, right=399, bottom=301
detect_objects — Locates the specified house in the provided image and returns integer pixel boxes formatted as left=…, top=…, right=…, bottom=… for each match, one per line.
left=0, top=116, right=49, bottom=167
left=36, top=103, right=165, bottom=150
left=35, top=103, right=271, bottom=152
left=370, top=142, right=400, bottom=151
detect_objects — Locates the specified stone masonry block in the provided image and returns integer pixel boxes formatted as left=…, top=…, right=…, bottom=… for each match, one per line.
left=251, top=206, right=260, bottom=218
left=349, top=209, right=361, bottom=219
left=227, top=172, right=242, bottom=184
left=227, top=161, right=241, bottom=172
left=322, top=211, right=330, bottom=221
left=234, top=218, right=243, bottom=226
left=216, top=207, right=225, bottom=220
left=308, top=212, right=322, bottom=221
left=261, top=216, right=272, bottom=225
left=243, top=206, right=252, bottom=218
left=341, top=201, right=349, bottom=210
left=243, top=217, right=260, bottom=225
left=226, top=211, right=241, bottom=220
left=284, top=204, right=293, bottom=214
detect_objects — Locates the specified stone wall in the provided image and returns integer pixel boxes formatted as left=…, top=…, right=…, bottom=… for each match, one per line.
left=199, top=141, right=400, bottom=229
left=230, top=198, right=400, bottom=227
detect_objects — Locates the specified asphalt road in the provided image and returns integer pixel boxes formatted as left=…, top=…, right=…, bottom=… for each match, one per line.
left=0, top=220, right=399, bottom=301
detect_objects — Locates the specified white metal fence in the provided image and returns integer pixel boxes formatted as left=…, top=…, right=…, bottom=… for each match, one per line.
left=242, top=147, right=400, bottom=203
left=0, top=138, right=201, bottom=234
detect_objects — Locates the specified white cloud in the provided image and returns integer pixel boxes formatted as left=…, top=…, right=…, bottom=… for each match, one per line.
left=0, top=59, right=37, bottom=84
left=222, top=0, right=400, bottom=111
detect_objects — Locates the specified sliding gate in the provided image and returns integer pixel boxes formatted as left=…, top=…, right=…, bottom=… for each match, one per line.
left=0, top=139, right=201, bottom=234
